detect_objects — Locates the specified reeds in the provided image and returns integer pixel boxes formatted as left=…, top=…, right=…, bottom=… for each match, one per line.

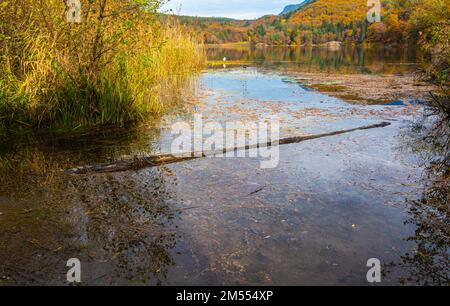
left=0, top=1, right=205, bottom=132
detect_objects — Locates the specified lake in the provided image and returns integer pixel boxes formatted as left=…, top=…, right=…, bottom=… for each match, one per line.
left=0, top=45, right=447, bottom=285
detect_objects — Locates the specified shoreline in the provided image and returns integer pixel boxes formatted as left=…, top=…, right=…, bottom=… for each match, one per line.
left=206, top=41, right=412, bottom=50
left=286, top=72, right=436, bottom=105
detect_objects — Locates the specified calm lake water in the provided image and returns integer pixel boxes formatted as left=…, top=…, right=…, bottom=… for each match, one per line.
left=207, top=44, right=420, bottom=74
left=0, top=46, right=448, bottom=285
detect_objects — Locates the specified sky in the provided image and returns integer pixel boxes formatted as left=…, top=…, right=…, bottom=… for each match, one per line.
left=161, top=0, right=302, bottom=20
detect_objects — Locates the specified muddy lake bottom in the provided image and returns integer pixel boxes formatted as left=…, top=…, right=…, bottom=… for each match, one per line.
left=0, top=47, right=448, bottom=285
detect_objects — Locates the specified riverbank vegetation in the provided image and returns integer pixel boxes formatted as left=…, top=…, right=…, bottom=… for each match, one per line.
left=0, top=0, right=205, bottom=132
left=404, top=0, right=449, bottom=119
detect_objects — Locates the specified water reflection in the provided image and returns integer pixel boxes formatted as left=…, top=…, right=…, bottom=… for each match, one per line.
left=208, top=44, right=419, bottom=74
left=0, top=163, right=180, bottom=285
left=69, top=168, right=180, bottom=285
left=0, top=122, right=163, bottom=199
left=390, top=113, right=450, bottom=285
left=0, top=97, right=189, bottom=285
left=0, top=44, right=447, bottom=285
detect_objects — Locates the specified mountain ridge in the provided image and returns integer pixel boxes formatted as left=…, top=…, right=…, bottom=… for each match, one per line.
left=280, top=0, right=315, bottom=15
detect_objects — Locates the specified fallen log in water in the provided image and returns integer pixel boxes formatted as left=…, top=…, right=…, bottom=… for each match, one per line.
left=66, top=121, right=391, bottom=175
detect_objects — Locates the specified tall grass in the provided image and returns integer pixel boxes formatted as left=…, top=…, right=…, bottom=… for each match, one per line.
left=0, top=1, right=205, bottom=132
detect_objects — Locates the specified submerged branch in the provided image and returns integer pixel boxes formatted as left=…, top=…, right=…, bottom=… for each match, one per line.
left=66, top=121, right=391, bottom=175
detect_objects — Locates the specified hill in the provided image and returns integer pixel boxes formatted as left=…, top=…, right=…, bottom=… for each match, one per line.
left=174, top=0, right=441, bottom=47
left=165, top=15, right=252, bottom=44
left=250, top=0, right=369, bottom=45
left=280, top=1, right=315, bottom=15
left=174, top=0, right=369, bottom=45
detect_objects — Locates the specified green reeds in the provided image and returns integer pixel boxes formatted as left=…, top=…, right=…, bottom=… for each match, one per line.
left=0, top=1, right=205, bottom=132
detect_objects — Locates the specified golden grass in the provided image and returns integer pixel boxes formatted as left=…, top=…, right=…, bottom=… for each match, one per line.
left=0, top=1, right=206, bottom=132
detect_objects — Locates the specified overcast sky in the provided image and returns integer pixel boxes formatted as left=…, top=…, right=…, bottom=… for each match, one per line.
left=161, top=0, right=302, bottom=19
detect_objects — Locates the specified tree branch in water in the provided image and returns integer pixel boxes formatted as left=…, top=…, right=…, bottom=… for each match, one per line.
left=66, top=121, right=391, bottom=175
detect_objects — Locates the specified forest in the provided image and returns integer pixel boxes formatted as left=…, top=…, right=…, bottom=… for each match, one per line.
left=177, top=0, right=449, bottom=48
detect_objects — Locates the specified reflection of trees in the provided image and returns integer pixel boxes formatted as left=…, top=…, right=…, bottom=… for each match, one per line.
left=69, top=167, right=179, bottom=285
left=392, top=111, right=449, bottom=285
left=206, top=45, right=418, bottom=74
left=0, top=73, right=198, bottom=284
left=0, top=122, right=163, bottom=197
left=0, top=165, right=180, bottom=285
left=0, top=124, right=180, bottom=284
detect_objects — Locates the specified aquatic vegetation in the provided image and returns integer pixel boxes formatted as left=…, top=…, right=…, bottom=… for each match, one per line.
left=0, top=1, right=205, bottom=132
left=310, top=84, right=347, bottom=93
